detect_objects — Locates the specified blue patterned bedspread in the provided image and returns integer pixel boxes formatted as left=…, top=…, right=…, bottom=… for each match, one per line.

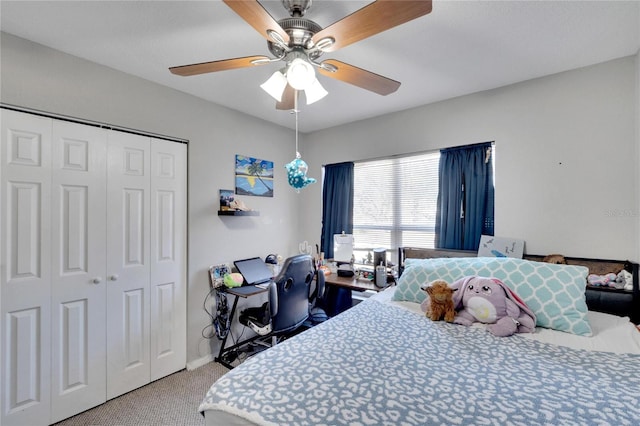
left=199, top=299, right=640, bottom=425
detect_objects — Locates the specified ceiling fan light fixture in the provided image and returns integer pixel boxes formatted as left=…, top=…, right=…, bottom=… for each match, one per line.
left=304, top=78, right=328, bottom=105
left=173, top=0, right=434, bottom=108
left=286, top=58, right=315, bottom=90
left=260, top=70, right=288, bottom=101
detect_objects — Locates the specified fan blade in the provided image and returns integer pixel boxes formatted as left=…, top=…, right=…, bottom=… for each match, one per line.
left=312, top=0, right=432, bottom=52
left=223, top=0, right=290, bottom=44
left=318, top=60, right=400, bottom=96
left=276, top=85, right=297, bottom=110
left=169, top=55, right=270, bottom=76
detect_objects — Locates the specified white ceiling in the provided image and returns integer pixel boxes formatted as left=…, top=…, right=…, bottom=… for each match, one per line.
left=1, top=1, right=639, bottom=133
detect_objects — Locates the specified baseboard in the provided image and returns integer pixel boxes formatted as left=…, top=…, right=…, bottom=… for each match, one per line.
left=187, top=354, right=215, bottom=371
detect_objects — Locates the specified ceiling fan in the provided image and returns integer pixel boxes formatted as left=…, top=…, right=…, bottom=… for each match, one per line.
left=169, top=0, right=433, bottom=110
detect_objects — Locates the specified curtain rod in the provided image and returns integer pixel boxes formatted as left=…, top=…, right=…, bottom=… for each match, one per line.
left=323, top=141, right=494, bottom=167
left=1, top=103, right=189, bottom=144
left=322, top=148, right=438, bottom=167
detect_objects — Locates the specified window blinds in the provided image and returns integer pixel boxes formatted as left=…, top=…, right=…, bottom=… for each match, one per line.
left=353, top=151, right=440, bottom=257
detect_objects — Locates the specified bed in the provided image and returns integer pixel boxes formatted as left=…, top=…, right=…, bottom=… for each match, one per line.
left=199, top=249, right=640, bottom=425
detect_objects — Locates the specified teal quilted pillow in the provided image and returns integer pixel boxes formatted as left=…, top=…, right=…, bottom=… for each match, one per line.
left=393, top=257, right=592, bottom=336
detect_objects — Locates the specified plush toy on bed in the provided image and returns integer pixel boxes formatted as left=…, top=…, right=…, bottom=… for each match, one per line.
left=419, top=280, right=457, bottom=322
left=616, top=269, right=633, bottom=291
left=451, top=276, right=536, bottom=337
left=587, top=273, right=620, bottom=288
left=542, top=254, right=567, bottom=264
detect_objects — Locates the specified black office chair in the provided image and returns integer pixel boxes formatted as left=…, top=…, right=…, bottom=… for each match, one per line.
left=308, top=269, right=329, bottom=325
left=240, top=254, right=315, bottom=346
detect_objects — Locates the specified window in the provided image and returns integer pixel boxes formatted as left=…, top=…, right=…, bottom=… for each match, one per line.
left=352, top=151, right=440, bottom=263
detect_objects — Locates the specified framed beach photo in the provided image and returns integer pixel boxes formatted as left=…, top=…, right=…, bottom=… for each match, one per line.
left=235, top=155, right=274, bottom=197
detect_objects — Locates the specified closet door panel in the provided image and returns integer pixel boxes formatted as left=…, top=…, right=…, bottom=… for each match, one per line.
left=50, top=121, right=107, bottom=423
left=1, top=110, right=52, bottom=426
left=150, top=140, right=186, bottom=380
left=106, top=131, right=151, bottom=400
left=2, top=110, right=188, bottom=424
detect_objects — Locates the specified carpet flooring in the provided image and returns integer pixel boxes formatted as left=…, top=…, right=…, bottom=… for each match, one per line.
left=53, top=361, right=229, bottom=426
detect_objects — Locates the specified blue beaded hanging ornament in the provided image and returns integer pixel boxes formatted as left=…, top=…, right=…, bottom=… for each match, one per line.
left=285, top=96, right=316, bottom=192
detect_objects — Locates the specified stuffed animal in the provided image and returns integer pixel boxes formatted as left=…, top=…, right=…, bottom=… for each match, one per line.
left=285, top=154, right=316, bottom=190
left=542, top=254, right=567, bottom=264
left=616, top=269, right=633, bottom=291
left=451, top=276, right=536, bottom=337
left=588, top=273, right=618, bottom=288
left=420, top=280, right=457, bottom=322
left=223, top=272, right=244, bottom=288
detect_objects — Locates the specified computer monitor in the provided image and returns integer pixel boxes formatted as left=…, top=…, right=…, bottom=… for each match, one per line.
left=234, top=257, right=273, bottom=285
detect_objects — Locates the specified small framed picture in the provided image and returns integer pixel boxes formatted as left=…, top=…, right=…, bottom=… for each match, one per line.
left=478, top=235, right=525, bottom=258
left=219, top=189, right=234, bottom=211
left=209, top=263, right=231, bottom=288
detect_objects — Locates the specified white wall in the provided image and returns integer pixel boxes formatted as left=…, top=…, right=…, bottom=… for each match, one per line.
left=0, top=33, right=302, bottom=366
left=300, top=56, right=639, bottom=262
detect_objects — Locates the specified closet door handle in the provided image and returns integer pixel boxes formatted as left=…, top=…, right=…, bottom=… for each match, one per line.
left=92, top=277, right=102, bottom=284
left=109, top=274, right=119, bottom=281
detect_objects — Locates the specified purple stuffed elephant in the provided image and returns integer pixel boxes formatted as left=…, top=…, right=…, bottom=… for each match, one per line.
left=451, top=276, right=536, bottom=337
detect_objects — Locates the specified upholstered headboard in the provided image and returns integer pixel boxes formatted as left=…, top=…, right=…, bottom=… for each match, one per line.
left=398, top=247, right=640, bottom=324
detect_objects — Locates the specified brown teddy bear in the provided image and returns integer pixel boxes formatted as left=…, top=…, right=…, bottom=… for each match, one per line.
left=421, top=280, right=457, bottom=322
left=542, top=254, right=567, bottom=264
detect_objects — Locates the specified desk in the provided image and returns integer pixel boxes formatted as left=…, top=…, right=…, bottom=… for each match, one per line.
left=215, top=285, right=269, bottom=369
left=323, top=274, right=387, bottom=292
left=322, top=274, right=391, bottom=316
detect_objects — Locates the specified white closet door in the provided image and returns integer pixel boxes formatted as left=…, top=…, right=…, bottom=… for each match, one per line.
left=0, top=110, right=53, bottom=426
left=105, top=131, right=151, bottom=399
left=50, top=121, right=107, bottom=423
left=149, top=139, right=187, bottom=380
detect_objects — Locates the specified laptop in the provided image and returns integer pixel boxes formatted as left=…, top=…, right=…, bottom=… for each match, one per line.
left=234, top=257, right=273, bottom=287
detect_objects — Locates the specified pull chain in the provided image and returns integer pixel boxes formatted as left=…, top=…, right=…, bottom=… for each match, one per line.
left=294, top=91, right=300, bottom=158
left=285, top=90, right=316, bottom=191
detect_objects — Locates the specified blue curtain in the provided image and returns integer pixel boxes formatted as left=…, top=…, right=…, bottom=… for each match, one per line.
left=321, top=162, right=354, bottom=259
left=435, top=143, right=494, bottom=250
